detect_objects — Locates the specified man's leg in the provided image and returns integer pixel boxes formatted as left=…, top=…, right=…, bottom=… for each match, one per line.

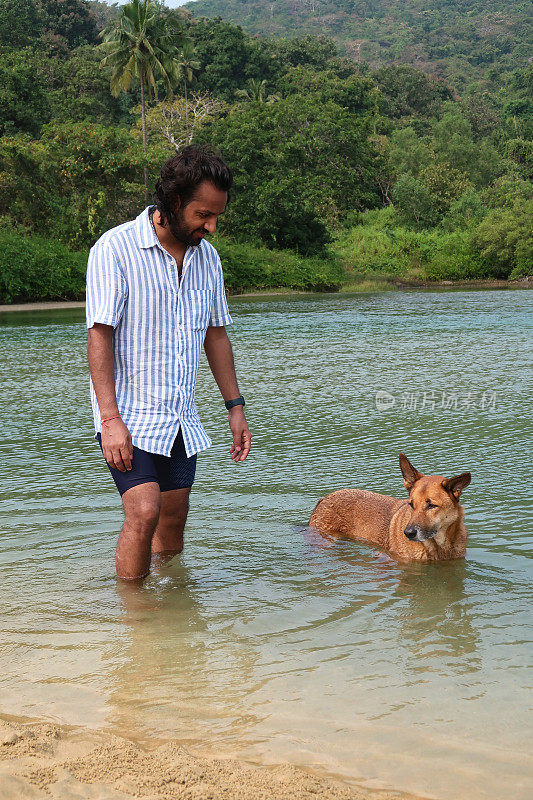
left=117, top=482, right=161, bottom=580
left=150, top=487, right=191, bottom=564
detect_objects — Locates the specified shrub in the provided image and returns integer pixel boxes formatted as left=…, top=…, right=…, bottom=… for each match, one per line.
left=0, top=228, right=87, bottom=303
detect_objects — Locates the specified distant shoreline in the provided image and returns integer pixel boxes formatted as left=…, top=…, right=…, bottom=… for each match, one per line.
left=0, top=278, right=530, bottom=313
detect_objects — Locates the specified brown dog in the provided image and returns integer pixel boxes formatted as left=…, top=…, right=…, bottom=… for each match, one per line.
left=309, top=454, right=471, bottom=562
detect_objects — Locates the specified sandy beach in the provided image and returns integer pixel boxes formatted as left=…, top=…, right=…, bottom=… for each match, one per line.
left=0, top=716, right=424, bottom=800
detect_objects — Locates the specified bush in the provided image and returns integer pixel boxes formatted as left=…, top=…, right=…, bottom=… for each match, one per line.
left=473, top=198, right=533, bottom=278
left=0, top=227, right=344, bottom=304
left=213, top=235, right=344, bottom=293
left=0, top=228, right=87, bottom=303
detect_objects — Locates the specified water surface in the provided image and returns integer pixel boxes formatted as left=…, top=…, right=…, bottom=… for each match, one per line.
left=0, top=289, right=531, bottom=799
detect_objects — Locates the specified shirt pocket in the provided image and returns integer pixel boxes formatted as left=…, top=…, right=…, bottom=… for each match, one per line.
left=184, top=288, right=213, bottom=331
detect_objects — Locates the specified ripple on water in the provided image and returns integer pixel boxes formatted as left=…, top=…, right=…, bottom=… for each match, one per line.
left=0, top=291, right=532, bottom=800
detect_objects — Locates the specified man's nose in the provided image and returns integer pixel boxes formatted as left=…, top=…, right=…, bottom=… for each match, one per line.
left=204, top=218, right=217, bottom=233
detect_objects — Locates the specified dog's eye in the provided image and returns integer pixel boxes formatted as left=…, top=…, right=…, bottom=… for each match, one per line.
left=426, top=502, right=438, bottom=509
left=408, top=501, right=414, bottom=508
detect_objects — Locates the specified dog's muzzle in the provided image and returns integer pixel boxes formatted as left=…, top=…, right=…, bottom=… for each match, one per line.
left=404, top=524, right=437, bottom=542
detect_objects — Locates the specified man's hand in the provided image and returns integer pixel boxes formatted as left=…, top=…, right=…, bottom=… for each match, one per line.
left=228, top=406, right=251, bottom=462
left=101, top=418, right=133, bottom=472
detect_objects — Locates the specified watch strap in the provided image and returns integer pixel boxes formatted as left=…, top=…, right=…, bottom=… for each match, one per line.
left=225, top=396, right=245, bottom=410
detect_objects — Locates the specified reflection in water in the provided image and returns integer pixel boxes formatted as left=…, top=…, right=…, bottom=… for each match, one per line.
left=0, top=291, right=531, bottom=800
left=110, top=562, right=264, bottom=748
left=392, top=561, right=481, bottom=673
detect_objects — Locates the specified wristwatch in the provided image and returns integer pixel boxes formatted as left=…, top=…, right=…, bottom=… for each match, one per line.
left=225, top=395, right=245, bottom=410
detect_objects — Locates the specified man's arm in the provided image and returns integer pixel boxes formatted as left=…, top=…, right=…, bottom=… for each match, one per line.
left=203, top=325, right=251, bottom=462
left=87, top=323, right=133, bottom=472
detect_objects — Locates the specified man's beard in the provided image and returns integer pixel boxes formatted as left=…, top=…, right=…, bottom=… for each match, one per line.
left=167, top=207, right=206, bottom=248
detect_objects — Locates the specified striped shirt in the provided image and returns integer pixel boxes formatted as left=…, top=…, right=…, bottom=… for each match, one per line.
left=86, top=204, right=233, bottom=457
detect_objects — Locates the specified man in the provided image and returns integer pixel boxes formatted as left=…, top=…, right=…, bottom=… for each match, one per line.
left=86, top=144, right=251, bottom=582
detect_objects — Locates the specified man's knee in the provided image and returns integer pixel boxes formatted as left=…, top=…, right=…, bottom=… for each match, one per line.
left=123, top=483, right=161, bottom=534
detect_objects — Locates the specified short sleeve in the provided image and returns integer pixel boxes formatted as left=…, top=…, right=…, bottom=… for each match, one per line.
left=86, top=241, right=127, bottom=330
left=208, top=254, right=233, bottom=327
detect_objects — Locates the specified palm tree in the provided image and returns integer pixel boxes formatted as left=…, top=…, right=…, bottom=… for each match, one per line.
left=177, top=39, right=201, bottom=140
left=235, top=79, right=281, bottom=104
left=98, top=0, right=185, bottom=202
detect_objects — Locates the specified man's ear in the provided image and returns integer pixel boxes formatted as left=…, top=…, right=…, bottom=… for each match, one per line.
left=399, top=453, right=423, bottom=492
left=442, top=472, right=471, bottom=501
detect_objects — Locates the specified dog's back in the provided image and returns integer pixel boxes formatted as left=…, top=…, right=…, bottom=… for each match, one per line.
left=310, top=489, right=405, bottom=551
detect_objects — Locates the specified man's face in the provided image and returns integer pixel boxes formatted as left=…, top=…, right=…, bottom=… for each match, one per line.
left=168, top=180, right=228, bottom=248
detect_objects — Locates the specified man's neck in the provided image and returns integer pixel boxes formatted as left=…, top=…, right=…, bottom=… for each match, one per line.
left=150, top=208, right=187, bottom=261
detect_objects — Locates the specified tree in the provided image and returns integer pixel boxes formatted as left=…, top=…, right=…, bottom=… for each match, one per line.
left=98, top=0, right=185, bottom=201
left=199, top=91, right=382, bottom=246
left=0, top=123, right=148, bottom=247
left=392, top=174, right=438, bottom=229
left=44, top=45, right=128, bottom=125
left=431, top=104, right=502, bottom=187
left=0, top=0, right=42, bottom=48
left=474, top=197, right=533, bottom=279
left=177, top=38, right=200, bottom=138
left=234, top=79, right=280, bottom=104
left=38, top=0, right=99, bottom=52
left=0, top=47, right=51, bottom=136
left=132, top=92, right=226, bottom=151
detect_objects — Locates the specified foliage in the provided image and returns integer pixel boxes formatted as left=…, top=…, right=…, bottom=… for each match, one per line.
left=199, top=90, right=382, bottom=246
left=38, top=0, right=99, bottom=51
left=184, top=0, right=532, bottom=91
left=0, top=0, right=42, bottom=48
left=0, top=124, right=152, bottom=248
left=98, top=0, right=186, bottom=101
left=0, top=226, right=87, bottom=303
left=44, top=44, right=128, bottom=124
left=333, top=207, right=493, bottom=282
left=131, top=93, right=227, bottom=150
left=0, top=2, right=530, bottom=300
left=473, top=197, right=533, bottom=278
left=213, top=234, right=344, bottom=293
left=0, top=47, right=51, bottom=137
left=0, top=223, right=344, bottom=303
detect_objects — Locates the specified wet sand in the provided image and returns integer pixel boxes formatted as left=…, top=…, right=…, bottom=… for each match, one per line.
left=0, top=716, right=424, bottom=800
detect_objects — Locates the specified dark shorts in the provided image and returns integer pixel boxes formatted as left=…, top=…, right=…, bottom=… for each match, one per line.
left=96, top=428, right=197, bottom=497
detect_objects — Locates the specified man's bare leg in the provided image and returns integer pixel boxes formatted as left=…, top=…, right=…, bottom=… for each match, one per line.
left=151, top=487, right=191, bottom=565
left=116, top=482, right=161, bottom=580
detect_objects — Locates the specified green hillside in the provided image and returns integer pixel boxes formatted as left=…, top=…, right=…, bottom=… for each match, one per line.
left=184, top=0, right=532, bottom=89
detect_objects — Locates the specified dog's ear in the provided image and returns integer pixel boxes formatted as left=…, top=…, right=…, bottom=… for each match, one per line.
left=442, top=472, right=471, bottom=501
left=399, top=453, right=423, bottom=492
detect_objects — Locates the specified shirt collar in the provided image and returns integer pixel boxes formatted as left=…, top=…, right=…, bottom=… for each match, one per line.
left=136, top=205, right=200, bottom=253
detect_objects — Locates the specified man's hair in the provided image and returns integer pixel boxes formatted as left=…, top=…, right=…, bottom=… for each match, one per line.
left=152, top=144, right=233, bottom=226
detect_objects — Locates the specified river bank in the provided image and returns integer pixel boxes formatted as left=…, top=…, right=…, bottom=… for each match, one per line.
left=0, top=277, right=530, bottom=314
left=0, top=716, right=422, bottom=800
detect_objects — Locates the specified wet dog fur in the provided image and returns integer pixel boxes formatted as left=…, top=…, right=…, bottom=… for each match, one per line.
left=309, top=454, right=471, bottom=562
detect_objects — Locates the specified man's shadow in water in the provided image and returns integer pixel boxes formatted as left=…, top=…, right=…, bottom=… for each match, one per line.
left=297, top=523, right=482, bottom=675
left=107, top=559, right=263, bottom=744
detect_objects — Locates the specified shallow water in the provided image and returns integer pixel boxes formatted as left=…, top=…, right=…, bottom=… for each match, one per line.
left=0, top=289, right=531, bottom=800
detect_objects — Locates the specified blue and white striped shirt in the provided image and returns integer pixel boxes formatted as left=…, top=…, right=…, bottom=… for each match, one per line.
left=86, top=204, right=233, bottom=457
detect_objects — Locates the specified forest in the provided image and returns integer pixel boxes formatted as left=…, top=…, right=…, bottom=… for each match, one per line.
left=0, top=0, right=531, bottom=302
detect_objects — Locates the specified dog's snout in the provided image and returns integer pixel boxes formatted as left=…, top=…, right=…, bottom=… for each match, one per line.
left=404, top=525, right=418, bottom=540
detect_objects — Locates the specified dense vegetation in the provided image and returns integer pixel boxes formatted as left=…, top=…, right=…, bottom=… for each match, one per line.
left=185, top=0, right=532, bottom=92
left=0, top=0, right=530, bottom=303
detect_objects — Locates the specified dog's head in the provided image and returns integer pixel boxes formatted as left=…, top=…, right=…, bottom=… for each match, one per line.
left=399, top=453, right=471, bottom=543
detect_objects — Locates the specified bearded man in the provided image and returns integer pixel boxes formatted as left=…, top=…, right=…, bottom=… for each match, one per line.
left=86, top=144, right=250, bottom=581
